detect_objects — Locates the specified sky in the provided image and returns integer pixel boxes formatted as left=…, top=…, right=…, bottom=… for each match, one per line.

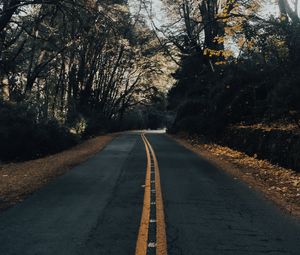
left=130, top=0, right=300, bottom=26
left=128, top=0, right=168, bottom=28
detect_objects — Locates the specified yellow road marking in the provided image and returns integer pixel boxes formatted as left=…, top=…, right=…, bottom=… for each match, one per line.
left=135, top=134, right=151, bottom=255
left=135, top=133, right=168, bottom=255
left=143, top=135, right=168, bottom=255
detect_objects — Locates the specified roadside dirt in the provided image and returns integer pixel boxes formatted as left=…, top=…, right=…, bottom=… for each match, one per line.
left=0, top=134, right=116, bottom=210
left=172, top=134, right=300, bottom=218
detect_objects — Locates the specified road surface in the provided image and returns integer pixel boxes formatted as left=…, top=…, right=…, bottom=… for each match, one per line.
left=0, top=131, right=300, bottom=255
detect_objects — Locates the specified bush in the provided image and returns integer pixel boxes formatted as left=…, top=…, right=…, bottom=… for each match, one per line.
left=83, top=113, right=110, bottom=137
left=0, top=102, right=79, bottom=162
left=268, top=74, right=300, bottom=126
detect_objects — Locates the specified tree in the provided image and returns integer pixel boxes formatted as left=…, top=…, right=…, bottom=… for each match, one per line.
left=0, top=0, right=170, bottom=137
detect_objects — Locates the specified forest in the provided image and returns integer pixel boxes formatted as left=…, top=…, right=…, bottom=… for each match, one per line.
left=160, top=0, right=300, bottom=170
left=1, top=0, right=300, bottom=165
left=164, top=0, right=300, bottom=134
left=0, top=0, right=169, bottom=161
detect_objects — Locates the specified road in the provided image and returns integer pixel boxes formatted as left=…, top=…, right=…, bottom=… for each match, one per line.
left=0, top=131, right=300, bottom=255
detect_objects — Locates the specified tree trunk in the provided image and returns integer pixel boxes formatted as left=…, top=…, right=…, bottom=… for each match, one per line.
left=1, top=76, right=10, bottom=101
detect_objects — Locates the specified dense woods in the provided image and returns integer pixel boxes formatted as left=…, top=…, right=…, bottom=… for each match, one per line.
left=162, top=0, right=300, bottom=137
left=1, top=0, right=300, bottom=164
left=0, top=0, right=169, bottom=161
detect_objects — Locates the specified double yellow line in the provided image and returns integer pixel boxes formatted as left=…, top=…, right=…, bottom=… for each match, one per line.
left=135, top=133, right=168, bottom=255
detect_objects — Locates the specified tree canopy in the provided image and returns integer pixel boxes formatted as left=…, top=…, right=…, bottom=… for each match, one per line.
left=157, top=0, right=300, bottom=135
left=1, top=0, right=300, bottom=160
left=0, top=0, right=171, bottom=160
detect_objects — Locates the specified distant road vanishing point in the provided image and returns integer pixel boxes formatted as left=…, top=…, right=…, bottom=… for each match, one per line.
left=0, top=131, right=300, bottom=255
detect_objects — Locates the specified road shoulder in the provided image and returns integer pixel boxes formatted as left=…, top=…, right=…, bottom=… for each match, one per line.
left=170, top=134, right=300, bottom=218
left=0, top=134, right=116, bottom=210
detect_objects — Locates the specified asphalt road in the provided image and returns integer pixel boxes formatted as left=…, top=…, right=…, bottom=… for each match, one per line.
left=0, top=132, right=300, bottom=255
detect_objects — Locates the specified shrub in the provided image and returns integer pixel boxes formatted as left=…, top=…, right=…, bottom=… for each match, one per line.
left=0, top=102, right=79, bottom=162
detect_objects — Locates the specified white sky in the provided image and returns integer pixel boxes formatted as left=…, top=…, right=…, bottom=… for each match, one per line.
left=128, top=0, right=166, bottom=27
left=130, top=0, right=300, bottom=26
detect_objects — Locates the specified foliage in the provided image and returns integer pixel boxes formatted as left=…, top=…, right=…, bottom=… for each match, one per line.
left=164, top=0, right=300, bottom=136
left=0, top=0, right=171, bottom=160
left=0, top=102, right=78, bottom=161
